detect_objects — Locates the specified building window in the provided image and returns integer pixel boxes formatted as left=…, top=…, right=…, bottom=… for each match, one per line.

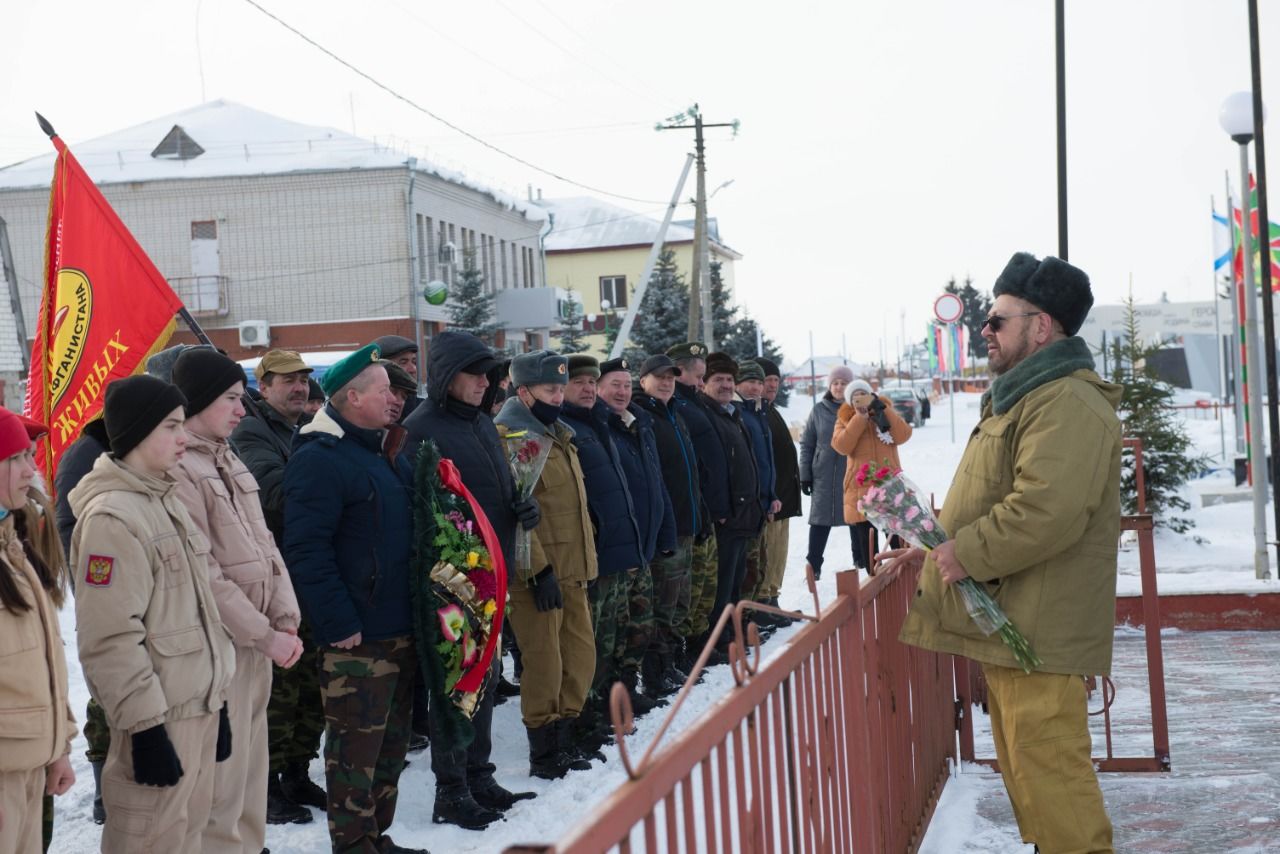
left=500, top=239, right=508, bottom=288
left=425, top=216, right=435, bottom=281
left=600, top=275, right=627, bottom=309
left=416, top=214, right=427, bottom=283
left=512, top=243, right=520, bottom=288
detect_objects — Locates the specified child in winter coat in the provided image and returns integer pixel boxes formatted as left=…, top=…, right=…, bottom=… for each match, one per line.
left=0, top=408, right=76, bottom=854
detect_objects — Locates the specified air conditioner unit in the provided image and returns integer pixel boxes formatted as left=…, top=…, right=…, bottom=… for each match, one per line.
left=238, top=320, right=270, bottom=348
left=438, top=241, right=458, bottom=266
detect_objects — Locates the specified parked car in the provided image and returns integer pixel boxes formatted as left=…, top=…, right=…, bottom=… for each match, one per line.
left=883, top=387, right=922, bottom=427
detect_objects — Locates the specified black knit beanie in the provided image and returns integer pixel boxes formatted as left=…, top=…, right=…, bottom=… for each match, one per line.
left=172, top=348, right=247, bottom=416
left=103, top=375, right=188, bottom=459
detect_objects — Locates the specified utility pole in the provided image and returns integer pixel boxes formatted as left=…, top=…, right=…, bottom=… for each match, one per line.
left=658, top=105, right=739, bottom=347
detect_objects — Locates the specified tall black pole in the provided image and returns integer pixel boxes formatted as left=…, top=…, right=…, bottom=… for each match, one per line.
left=1055, top=0, right=1068, bottom=261
left=1247, top=0, right=1280, bottom=567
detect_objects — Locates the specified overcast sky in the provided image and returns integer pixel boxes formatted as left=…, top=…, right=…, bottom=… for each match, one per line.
left=2, top=0, right=1276, bottom=363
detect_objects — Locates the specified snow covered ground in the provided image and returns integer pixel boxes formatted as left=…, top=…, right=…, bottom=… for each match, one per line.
left=45, top=389, right=1276, bottom=852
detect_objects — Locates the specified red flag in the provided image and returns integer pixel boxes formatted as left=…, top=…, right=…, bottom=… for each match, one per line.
left=24, top=129, right=184, bottom=478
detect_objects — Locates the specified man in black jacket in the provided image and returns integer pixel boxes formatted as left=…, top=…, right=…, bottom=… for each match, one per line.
left=401, top=330, right=537, bottom=830
left=698, top=352, right=764, bottom=650
left=373, top=334, right=423, bottom=420
left=633, top=354, right=704, bottom=687
left=666, top=342, right=728, bottom=666
left=229, top=349, right=324, bottom=824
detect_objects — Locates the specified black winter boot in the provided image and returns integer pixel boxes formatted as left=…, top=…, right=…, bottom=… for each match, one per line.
left=432, top=789, right=502, bottom=830
left=89, top=759, right=105, bottom=824
left=470, top=775, right=536, bottom=811
left=557, top=716, right=605, bottom=764
left=624, top=669, right=666, bottom=715
left=266, top=772, right=314, bottom=824
left=643, top=649, right=681, bottom=697
left=527, top=723, right=589, bottom=779
left=279, top=761, right=327, bottom=810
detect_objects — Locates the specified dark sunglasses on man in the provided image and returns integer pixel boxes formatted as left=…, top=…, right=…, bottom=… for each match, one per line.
left=982, top=311, right=1042, bottom=332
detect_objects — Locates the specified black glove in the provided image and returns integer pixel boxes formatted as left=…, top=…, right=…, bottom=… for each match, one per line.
left=801, top=481, right=813, bottom=496
left=216, top=702, right=232, bottom=762
left=530, top=565, right=563, bottom=612
left=513, top=496, right=541, bottom=531
left=131, top=724, right=184, bottom=787
left=868, top=397, right=891, bottom=432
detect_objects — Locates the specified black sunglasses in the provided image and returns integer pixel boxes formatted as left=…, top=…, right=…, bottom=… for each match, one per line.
left=983, top=311, right=1042, bottom=332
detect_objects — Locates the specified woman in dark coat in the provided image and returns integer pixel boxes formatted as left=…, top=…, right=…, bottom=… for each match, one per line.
left=798, top=366, right=854, bottom=578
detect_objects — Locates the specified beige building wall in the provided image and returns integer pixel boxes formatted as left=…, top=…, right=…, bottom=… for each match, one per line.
left=545, top=242, right=737, bottom=357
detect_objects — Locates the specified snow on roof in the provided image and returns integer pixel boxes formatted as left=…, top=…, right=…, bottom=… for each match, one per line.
left=538, top=196, right=738, bottom=256
left=0, top=100, right=545, bottom=220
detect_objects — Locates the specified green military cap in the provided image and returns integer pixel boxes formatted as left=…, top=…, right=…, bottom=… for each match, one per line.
left=736, top=359, right=766, bottom=383
left=511, top=350, right=569, bottom=387
left=666, top=341, right=708, bottom=361
left=321, top=343, right=382, bottom=397
left=379, top=360, right=417, bottom=394
left=567, top=354, right=600, bottom=379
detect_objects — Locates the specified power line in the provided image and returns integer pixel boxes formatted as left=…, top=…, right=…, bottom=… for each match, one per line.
left=240, top=0, right=668, bottom=205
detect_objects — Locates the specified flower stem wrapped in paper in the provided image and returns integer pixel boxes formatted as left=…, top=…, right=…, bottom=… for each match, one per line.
left=411, top=441, right=508, bottom=749
left=500, top=429, right=553, bottom=575
left=856, top=461, right=1042, bottom=672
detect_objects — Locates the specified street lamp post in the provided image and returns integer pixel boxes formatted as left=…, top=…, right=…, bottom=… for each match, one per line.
left=1220, top=91, right=1273, bottom=580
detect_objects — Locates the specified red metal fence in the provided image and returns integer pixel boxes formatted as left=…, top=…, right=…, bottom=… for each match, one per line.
left=506, top=566, right=956, bottom=854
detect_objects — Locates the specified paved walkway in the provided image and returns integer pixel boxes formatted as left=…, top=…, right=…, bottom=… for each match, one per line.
left=921, top=630, right=1280, bottom=852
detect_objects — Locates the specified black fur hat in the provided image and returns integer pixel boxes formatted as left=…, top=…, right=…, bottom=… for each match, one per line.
left=992, top=252, right=1093, bottom=336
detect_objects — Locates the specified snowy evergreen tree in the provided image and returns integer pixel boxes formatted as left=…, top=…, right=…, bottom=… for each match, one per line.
left=627, top=247, right=690, bottom=356
left=945, top=275, right=993, bottom=359
left=1107, top=295, right=1207, bottom=532
left=446, top=248, right=498, bottom=344
left=721, top=313, right=791, bottom=406
left=708, top=260, right=738, bottom=346
left=556, top=289, right=590, bottom=354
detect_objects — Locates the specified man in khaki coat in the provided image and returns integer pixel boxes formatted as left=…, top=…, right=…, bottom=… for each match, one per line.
left=171, top=349, right=305, bottom=852
left=887, top=252, right=1121, bottom=854
left=70, top=375, right=237, bottom=854
left=494, top=350, right=599, bottom=779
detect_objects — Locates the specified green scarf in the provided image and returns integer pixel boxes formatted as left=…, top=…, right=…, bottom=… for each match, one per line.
left=983, top=336, right=1095, bottom=415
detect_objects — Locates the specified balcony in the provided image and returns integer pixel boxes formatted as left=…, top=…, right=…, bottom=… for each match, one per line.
left=168, top=275, right=230, bottom=317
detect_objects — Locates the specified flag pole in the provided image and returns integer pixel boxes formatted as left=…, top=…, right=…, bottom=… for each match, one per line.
left=177, top=307, right=215, bottom=346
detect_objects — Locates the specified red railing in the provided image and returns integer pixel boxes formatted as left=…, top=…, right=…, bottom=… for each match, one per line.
left=505, top=566, right=956, bottom=854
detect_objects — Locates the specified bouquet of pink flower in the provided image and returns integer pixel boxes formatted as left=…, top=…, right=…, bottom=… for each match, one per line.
left=856, top=461, right=1041, bottom=672
left=501, top=429, right=554, bottom=574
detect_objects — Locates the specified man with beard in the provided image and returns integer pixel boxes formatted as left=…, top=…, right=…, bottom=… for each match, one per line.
left=885, top=253, right=1120, bottom=854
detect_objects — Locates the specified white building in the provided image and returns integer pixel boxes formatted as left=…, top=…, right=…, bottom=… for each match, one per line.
left=0, top=100, right=565, bottom=389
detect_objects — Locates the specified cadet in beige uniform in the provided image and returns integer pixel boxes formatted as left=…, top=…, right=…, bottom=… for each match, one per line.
left=171, top=349, right=304, bottom=852
left=70, top=375, right=236, bottom=854
left=0, top=408, right=76, bottom=854
left=494, top=350, right=598, bottom=780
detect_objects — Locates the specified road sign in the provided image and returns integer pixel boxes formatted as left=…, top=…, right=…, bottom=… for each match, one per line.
left=934, top=293, right=964, bottom=324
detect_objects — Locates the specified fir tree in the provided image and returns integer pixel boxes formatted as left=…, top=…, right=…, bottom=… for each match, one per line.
left=446, top=248, right=498, bottom=344
left=945, top=275, right=993, bottom=359
left=627, top=247, right=690, bottom=356
left=708, top=260, right=738, bottom=346
left=721, top=313, right=791, bottom=406
left=556, top=289, right=590, bottom=354
left=1107, top=294, right=1207, bottom=532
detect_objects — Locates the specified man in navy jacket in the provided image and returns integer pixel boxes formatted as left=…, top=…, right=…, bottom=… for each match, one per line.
left=598, top=357, right=677, bottom=704
left=283, top=345, right=425, bottom=854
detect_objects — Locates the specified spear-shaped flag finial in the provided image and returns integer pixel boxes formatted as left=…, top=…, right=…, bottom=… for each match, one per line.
left=35, top=112, right=56, bottom=139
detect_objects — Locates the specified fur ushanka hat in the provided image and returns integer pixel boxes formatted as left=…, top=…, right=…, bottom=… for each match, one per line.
left=992, top=252, right=1093, bottom=336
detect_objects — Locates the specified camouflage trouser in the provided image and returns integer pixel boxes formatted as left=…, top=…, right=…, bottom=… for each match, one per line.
left=588, top=572, right=630, bottom=696
left=319, top=635, right=416, bottom=854
left=618, top=566, right=655, bottom=676
left=649, top=538, right=692, bottom=655
left=83, top=697, right=110, bottom=762
left=741, top=535, right=765, bottom=603
left=268, top=619, right=325, bottom=774
left=682, top=535, right=719, bottom=639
